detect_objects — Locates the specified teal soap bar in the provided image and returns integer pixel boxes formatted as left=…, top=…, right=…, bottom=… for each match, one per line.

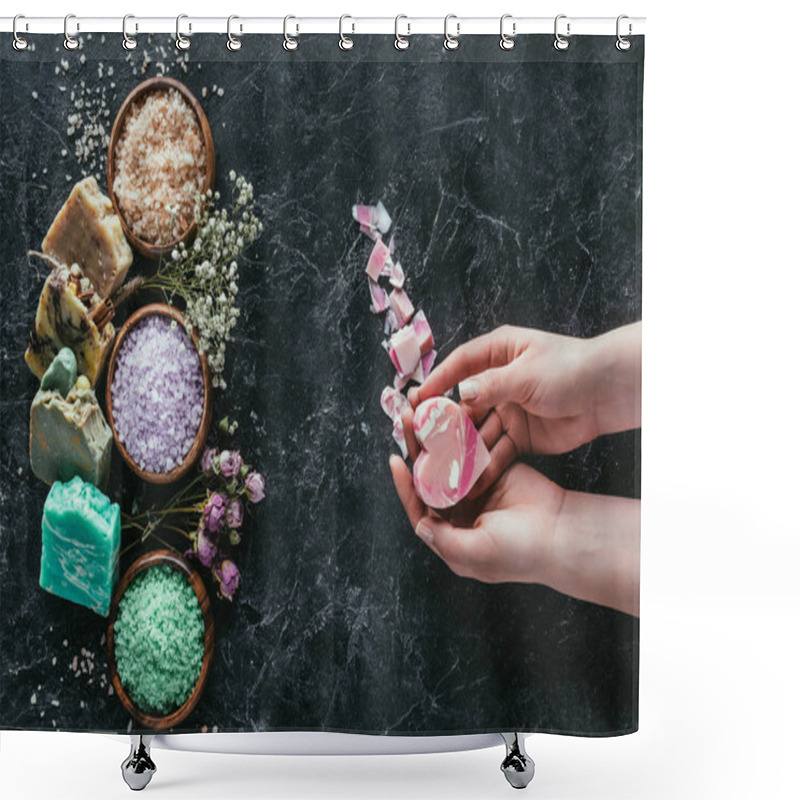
left=39, top=475, right=121, bottom=617
left=40, top=347, right=77, bottom=397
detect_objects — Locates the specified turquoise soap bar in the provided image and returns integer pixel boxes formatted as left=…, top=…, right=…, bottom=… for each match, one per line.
left=39, top=475, right=121, bottom=617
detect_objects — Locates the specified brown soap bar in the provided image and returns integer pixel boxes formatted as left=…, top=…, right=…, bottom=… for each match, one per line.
left=42, top=177, right=133, bottom=299
left=25, top=264, right=115, bottom=386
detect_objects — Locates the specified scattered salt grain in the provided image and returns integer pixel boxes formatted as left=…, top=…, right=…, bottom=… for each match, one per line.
left=111, top=314, right=204, bottom=474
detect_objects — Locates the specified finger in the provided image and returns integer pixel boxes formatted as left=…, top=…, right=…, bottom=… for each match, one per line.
left=457, top=363, right=532, bottom=410
left=389, top=454, right=427, bottom=531
left=475, top=407, right=503, bottom=451
left=467, top=432, right=518, bottom=500
left=416, top=328, right=516, bottom=403
left=414, top=516, right=492, bottom=577
left=400, top=406, right=420, bottom=462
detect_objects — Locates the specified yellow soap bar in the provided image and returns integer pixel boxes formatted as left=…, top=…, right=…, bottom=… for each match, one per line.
left=25, top=265, right=115, bottom=386
left=42, top=177, right=133, bottom=299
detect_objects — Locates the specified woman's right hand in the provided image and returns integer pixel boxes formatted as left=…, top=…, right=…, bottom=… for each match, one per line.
left=408, top=322, right=641, bottom=497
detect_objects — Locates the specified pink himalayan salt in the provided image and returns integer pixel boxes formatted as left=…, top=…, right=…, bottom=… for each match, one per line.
left=388, top=288, right=415, bottom=327
left=112, top=89, right=206, bottom=245
left=413, top=397, right=490, bottom=509
left=110, top=315, right=204, bottom=474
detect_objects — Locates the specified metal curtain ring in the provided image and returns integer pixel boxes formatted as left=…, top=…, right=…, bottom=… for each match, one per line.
left=12, top=14, right=28, bottom=51
left=176, top=14, right=191, bottom=50
left=227, top=15, right=242, bottom=51
left=394, top=15, right=410, bottom=50
left=283, top=15, right=298, bottom=51
left=339, top=15, right=354, bottom=50
left=444, top=14, right=460, bottom=51
left=64, top=14, right=79, bottom=51
left=554, top=14, right=570, bottom=51
left=122, top=14, right=137, bottom=51
left=616, top=15, right=632, bottom=51
left=500, top=14, right=515, bottom=50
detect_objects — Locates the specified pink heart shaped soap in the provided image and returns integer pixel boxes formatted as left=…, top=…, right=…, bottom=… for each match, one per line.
left=413, top=397, right=491, bottom=509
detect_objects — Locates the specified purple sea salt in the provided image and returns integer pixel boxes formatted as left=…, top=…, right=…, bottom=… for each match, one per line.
left=111, top=314, right=204, bottom=474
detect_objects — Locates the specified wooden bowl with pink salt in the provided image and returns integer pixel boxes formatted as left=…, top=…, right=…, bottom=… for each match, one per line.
left=107, top=77, right=215, bottom=260
left=106, top=303, right=213, bottom=484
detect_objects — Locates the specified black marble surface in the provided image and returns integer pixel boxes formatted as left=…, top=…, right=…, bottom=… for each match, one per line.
left=0, top=34, right=643, bottom=736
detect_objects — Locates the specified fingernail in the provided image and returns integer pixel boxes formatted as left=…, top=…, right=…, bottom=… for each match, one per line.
left=459, top=379, right=479, bottom=401
left=415, top=519, right=434, bottom=544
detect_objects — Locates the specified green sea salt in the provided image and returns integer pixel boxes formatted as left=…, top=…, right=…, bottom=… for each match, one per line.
left=113, top=564, right=204, bottom=715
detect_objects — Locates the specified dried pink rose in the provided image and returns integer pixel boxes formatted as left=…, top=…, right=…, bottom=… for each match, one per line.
left=195, top=524, right=217, bottom=568
left=219, top=449, right=244, bottom=479
left=245, top=471, right=265, bottom=503
left=226, top=497, right=244, bottom=529
left=201, top=446, right=218, bottom=476
left=203, top=492, right=227, bottom=533
left=213, top=559, right=240, bottom=601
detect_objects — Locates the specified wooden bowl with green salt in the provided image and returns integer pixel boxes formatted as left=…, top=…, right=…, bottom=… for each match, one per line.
left=107, top=550, right=214, bottom=729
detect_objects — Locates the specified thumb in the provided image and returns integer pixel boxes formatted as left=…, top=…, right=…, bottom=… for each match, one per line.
left=457, top=363, right=531, bottom=409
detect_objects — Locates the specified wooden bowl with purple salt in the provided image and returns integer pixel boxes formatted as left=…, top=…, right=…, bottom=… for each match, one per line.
left=107, top=76, right=215, bottom=260
left=107, top=549, right=215, bottom=730
left=106, top=303, right=212, bottom=484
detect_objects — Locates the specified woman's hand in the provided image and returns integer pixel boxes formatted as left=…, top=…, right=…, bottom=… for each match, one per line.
left=408, top=323, right=642, bottom=495
left=390, top=448, right=565, bottom=586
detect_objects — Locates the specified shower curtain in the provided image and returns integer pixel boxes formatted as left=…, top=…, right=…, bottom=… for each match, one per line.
left=0, top=31, right=643, bottom=738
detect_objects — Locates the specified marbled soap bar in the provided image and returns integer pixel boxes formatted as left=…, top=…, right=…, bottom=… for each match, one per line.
left=42, top=177, right=133, bottom=299
left=413, top=397, right=491, bottom=509
left=39, top=476, right=121, bottom=617
left=30, top=354, right=113, bottom=488
left=25, top=263, right=115, bottom=386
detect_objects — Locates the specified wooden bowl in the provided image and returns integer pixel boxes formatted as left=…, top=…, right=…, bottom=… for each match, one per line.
left=107, top=550, right=215, bottom=730
left=107, top=76, right=216, bottom=260
left=105, top=303, right=213, bottom=484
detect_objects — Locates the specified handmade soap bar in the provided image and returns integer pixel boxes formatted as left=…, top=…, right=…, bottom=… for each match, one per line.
left=25, top=263, right=115, bottom=386
left=30, top=354, right=113, bottom=488
left=39, top=476, right=121, bottom=617
left=365, top=239, right=392, bottom=281
left=388, top=288, right=415, bottom=327
left=39, top=347, right=78, bottom=396
left=413, top=397, right=491, bottom=509
left=389, top=325, right=421, bottom=377
left=42, top=177, right=133, bottom=299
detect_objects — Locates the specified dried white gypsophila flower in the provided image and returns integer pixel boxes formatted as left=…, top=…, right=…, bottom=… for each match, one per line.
left=139, top=174, right=262, bottom=388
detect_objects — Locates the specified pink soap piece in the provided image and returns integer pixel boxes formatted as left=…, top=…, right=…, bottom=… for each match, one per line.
left=384, top=309, right=400, bottom=336
left=380, top=386, right=410, bottom=421
left=410, top=359, right=425, bottom=385
left=393, top=371, right=411, bottom=391
left=392, top=418, right=409, bottom=459
left=412, top=397, right=491, bottom=509
left=411, top=310, right=434, bottom=355
left=366, top=239, right=392, bottom=281
left=421, top=348, right=437, bottom=380
left=389, top=260, right=405, bottom=289
left=359, top=222, right=381, bottom=242
left=353, top=202, right=392, bottom=236
left=388, top=288, right=415, bottom=327
left=389, top=325, right=421, bottom=377
left=368, top=278, right=388, bottom=314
